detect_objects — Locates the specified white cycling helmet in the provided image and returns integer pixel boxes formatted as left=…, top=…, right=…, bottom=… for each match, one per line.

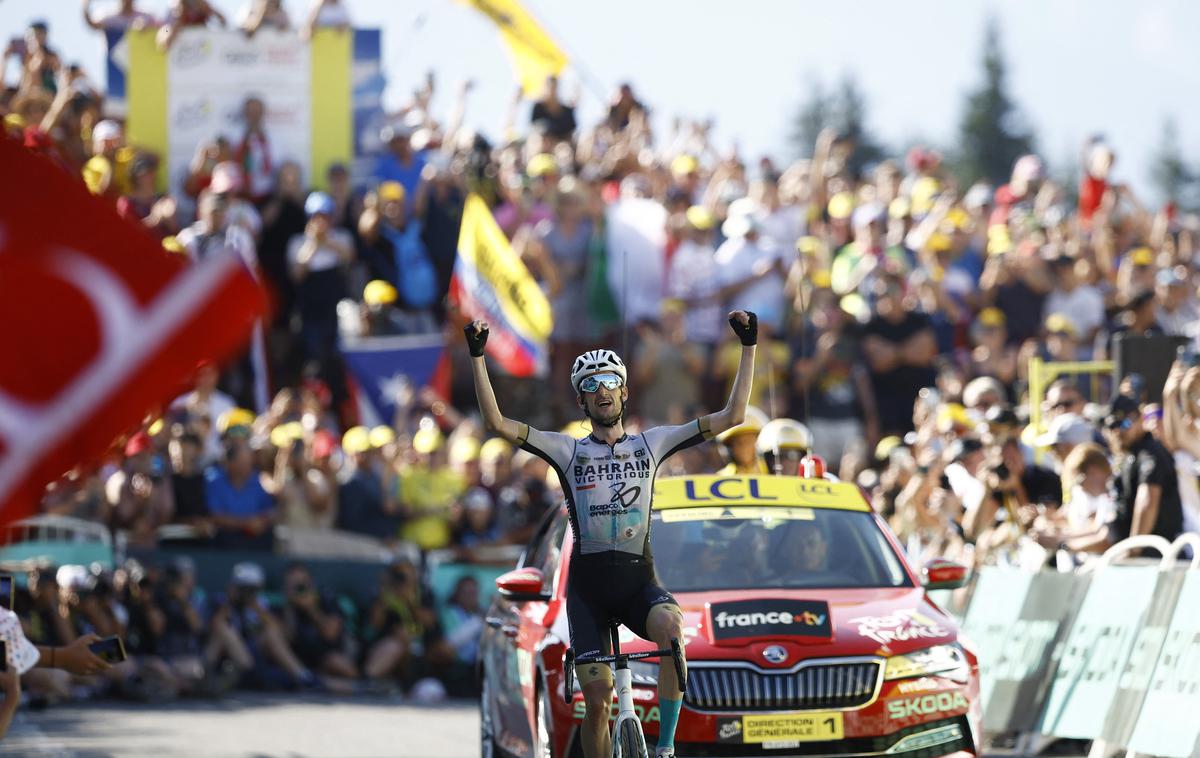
left=570, top=349, right=627, bottom=393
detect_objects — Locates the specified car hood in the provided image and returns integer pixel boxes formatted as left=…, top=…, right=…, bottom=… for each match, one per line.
left=620, top=587, right=958, bottom=662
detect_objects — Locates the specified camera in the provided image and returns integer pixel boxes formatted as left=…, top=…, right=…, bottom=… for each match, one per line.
left=992, top=463, right=1011, bottom=481
left=1178, top=345, right=1200, bottom=368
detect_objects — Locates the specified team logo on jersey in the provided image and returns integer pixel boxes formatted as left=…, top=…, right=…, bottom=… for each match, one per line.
left=587, top=481, right=643, bottom=516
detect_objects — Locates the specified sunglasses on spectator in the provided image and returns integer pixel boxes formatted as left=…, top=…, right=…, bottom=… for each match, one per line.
left=1051, top=398, right=1081, bottom=410
left=1104, top=417, right=1134, bottom=431
left=579, top=373, right=623, bottom=393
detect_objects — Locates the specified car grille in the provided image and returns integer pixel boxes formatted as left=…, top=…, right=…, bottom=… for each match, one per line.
left=685, top=659, right=882, bottom=711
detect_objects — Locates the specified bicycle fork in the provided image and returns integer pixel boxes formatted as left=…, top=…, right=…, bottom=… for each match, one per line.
left=612, top=662, right=649, bottom=758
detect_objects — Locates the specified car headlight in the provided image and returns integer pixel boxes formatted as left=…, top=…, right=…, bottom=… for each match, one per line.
left=627, top=661, right=659, bottom=687
left=884, top=644, right=969, bottom=683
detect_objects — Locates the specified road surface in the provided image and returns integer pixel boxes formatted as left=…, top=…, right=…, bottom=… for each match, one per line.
left=4, top=693, right=479, bottom=757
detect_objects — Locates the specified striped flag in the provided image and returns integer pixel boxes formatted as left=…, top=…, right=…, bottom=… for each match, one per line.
left=448, top=194, right=552, bottom=377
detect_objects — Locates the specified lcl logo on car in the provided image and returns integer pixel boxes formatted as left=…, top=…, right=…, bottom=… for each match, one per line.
left=762, top=645, right=789, bottom=664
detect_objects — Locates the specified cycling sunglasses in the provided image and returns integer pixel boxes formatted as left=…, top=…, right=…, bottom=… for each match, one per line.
left=579, top=373, right=624, bottom=394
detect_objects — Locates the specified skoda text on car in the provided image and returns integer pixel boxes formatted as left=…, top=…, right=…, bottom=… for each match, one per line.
left=479, top=474, right=981, bottom=758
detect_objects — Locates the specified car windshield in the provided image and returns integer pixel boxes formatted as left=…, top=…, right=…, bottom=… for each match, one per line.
left=650, top=506, right=911, bottom=591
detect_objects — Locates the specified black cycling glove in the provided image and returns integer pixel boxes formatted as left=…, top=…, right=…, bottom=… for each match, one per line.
left=729, top=311, right=758, bottom=346
left=464, top=322, right=489, bottom=357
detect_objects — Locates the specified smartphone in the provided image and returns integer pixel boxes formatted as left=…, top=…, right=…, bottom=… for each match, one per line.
left=1177, top=345, right=1200, bottom=368
left=0, top=575, right=11, bottom=610
left=89, top=636, right=127, bottom=664
left=0, top=640, right=6, bottom=672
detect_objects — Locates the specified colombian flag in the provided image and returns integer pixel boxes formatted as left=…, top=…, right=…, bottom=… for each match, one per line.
left=461, top=0, right=568, bottom=97
left=449, top=195, right=552, bottom=377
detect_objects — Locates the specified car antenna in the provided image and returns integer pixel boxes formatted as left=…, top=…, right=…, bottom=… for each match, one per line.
left=767, top=355, right=782, bottom=475
left=797, top=264, right=815, bottom=477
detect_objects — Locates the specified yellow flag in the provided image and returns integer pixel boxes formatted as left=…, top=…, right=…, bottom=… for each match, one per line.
left=456, top=193, right=553, bottom=345
left=463, top=0, right=568, bottom=97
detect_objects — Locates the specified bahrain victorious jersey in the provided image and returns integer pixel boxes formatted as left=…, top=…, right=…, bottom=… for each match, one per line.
left=517, top=420, right=712, bottom=558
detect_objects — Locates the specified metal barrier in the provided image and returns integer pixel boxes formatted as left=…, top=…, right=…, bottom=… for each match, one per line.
left=962, top=533, right=1200, bottom=757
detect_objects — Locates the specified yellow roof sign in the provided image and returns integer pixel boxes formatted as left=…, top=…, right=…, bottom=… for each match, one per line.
left=653, top=475, right=870, bottom=513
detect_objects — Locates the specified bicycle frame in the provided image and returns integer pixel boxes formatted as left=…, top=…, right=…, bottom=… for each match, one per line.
left=611, top=663, right=649, bottom=758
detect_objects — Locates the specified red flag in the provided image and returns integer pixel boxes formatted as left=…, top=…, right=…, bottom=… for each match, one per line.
left=0, top=136, right=266, bottom=522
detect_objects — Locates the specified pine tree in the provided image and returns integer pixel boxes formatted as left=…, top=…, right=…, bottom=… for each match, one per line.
left=789, top=74, right=886, bottom=177
left=790, top=78, right=832, bottom=160
left=1150, top=118, right=1194, bottom=207
left=835, top=75, right=887, bottom=178
left=955, top=19, right=1036, bottom=185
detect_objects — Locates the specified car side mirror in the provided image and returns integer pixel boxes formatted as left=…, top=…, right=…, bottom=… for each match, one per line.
left=923, top=559, right=968, bottom=590
left=496, top=567, right=552, bottom=603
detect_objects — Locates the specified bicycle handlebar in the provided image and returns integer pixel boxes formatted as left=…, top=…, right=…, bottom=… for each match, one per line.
left=562, top=640, right=687, bottom=704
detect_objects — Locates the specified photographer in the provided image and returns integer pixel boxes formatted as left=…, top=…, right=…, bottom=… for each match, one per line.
left=964, top=434, right=1061, bottom=545
left=363, top=560, right=451, bottom=691
left=207, top=563, right=318, bottom=691
left=277, top=563, right=358, bottom=692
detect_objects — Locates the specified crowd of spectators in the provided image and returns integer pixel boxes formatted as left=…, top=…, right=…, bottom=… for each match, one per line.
left=3, top=0, right=1200, bottom=711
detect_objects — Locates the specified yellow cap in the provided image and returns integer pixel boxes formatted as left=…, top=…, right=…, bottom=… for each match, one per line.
left=685, top=205, right=715, bottom=230
left=977, top=307, right=1006, bottom=328
left=527, top=153, right=558, bottom=178
left=450, top=436, right=481, bottom=464
left=810, top=269, right=833, bottom=289
left=1130, top=247, right=1154, bottom=266
left=378, top=181, right=405, bottom=203
left=148, top=418, right=165, bottom=437
left=342, top=426, right=371, bottom=455
left=840, top=292, right=868, bottom=320
left=936, top=403, right=972, bottom=434
left=874, top=435, right=903, bottom=461
left=4, top=113, right=26, bottom=130
left=796, top=236, right=821, bottom=255
left=1045, top=313, right=1078, bottom=337
left=560, top=420, right=591, bottom=439
left=480, top=437, right=513, bottom=461
left=910, top=177, right=941, bottom=216
left=363, top=279, right=398, bottom=307
left=270, top=421, right=304, bottom=448
left=927, top=232, right=952, bottom=253
left=827, top=192, right=855, bottom=221
left=888, top=197, right=911, bottom=219
left=986, top=224, right=1012, bottom=256
left=81, top=155, right=112, bottom=195
left=369, top=425, right=396, bottom=448
left=161, top=236, right=186, bottom=255
left=671, top=154, right=699, bottom=176
left=944, top=207, right=970, bottom=230
left=413, top=426, right=444, bottom=454
left=217, top=408, right=256, bottom=434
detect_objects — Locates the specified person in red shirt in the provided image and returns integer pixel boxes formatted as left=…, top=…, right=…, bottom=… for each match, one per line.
left=1078, top=138, right=1114, bottom=228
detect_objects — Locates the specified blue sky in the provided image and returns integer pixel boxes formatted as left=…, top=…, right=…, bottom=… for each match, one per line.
left=4, top=0, right=1198, bottom=201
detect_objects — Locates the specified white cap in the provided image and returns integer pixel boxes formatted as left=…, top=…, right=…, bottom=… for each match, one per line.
left=231, top=561, right=265, bottom=587
left=92, top=119, right=122, bottom=146
left=1035, top=413, right=1094, bottom=447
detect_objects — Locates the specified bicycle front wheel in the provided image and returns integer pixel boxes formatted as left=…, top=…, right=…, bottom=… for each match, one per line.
left=614, top=717, right=649, bottom=758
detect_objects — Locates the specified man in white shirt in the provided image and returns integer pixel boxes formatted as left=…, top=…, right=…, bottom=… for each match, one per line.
left=1043, top=255, right=1105, bottom=342
left=667, top=206, right=723, bottom=348
left=714, top=213, right=789, bottom=334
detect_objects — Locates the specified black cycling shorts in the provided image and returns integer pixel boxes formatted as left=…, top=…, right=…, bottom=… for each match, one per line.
left=566, top=552, right=678, bottom=666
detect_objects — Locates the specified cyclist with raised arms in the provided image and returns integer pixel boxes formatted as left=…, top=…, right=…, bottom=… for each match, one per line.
left=465, top=310, right=758, bottom=758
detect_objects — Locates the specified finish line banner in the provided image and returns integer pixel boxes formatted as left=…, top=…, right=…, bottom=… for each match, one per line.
left=121, top=28, right=367, bottom=194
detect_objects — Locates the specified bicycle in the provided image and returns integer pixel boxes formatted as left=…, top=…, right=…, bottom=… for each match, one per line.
left=562, top=621, right=687, bottom=758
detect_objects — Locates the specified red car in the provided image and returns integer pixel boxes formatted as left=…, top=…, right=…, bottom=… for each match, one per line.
left=480, top=474, right=980, bottom=758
